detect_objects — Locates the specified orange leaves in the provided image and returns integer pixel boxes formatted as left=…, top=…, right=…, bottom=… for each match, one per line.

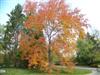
left=24, top=0, right=37, bottom=14
left=24, top=16, right=33, bottom=29
left=19, top=0, right=88, bottom=72
left=24, top=15, right=43, bottom=31
left=19, top=30, right=48, bottom=69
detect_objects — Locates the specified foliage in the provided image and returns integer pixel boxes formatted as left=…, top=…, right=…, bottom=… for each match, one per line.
left=0, top=24, right=5, bottom=64
left=76, top=38, right=94, bottom=65
left=0, top=24, right=5, bottom=39
left=76, top=31, right=100, bottom=66
left=0, top=24, right=5, bottom=51
left=4, top=4, right=24, bottom=51
left=19, top=0, right=87, bottom=72
left=3, top=4, right=25, bottom=67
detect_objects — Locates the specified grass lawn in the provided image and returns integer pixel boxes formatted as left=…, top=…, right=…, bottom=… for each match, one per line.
left=2, top=68, right=92, bottom=75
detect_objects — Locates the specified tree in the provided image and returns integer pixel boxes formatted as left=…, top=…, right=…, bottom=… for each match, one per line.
left=76, top=38, right=94, bottom=65
left=0, top=24, right=5, bottom=51
left=76, top=31, right=100, bottom=66
left=88, top=30, right=100, bottom=65
left=0, top=24, right=5, bottom=39
left=19, top=0, right=87, bottom=72
left=0, top=24, right=5, bottom=65
left=3, top=4, right=25, bottom=66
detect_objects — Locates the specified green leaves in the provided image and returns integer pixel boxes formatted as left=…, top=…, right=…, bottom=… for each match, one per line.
left=3, top=4, right=25, bottom=67
left=4, top=4, right=24, bottom=50
left=76, top=32, right=100, bottom=65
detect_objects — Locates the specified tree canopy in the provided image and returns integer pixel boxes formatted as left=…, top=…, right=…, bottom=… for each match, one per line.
left=76, top=30, right=100, bottom=66
left=3, top=4, right=25, bottom=66
left=19, top=0, right=87, bottom=72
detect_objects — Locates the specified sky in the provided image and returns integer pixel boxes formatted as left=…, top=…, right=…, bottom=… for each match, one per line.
left=0, top=0, right=100, bottom=31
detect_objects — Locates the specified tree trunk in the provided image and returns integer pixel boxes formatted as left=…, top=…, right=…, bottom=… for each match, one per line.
left=48, top=46, right=51, bottom=67
left=48, top=40, right=52, bottom=71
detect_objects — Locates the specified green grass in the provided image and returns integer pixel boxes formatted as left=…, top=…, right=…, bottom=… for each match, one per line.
left=2, top=68, right=92, bottom=75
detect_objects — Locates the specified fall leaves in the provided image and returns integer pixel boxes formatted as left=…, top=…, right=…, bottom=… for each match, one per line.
left=19, top=31, right=48, bottom=69
left=19, top=0, right=87, bottom=72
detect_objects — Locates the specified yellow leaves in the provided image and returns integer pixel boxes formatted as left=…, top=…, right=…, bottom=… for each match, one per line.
left=24, top=15, right=43, bottom=31
left=19, top=30, right=48, bottom=69
left=19, top=0, right=88, bottom=72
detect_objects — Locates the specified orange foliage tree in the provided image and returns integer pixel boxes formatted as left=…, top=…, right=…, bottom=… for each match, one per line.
left=19, top=0, right=88, bottom=72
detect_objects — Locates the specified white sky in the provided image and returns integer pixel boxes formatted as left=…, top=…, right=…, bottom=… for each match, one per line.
left=67, top=0, right=100, bottom=31
left=0, top=0, right=100, bottom=31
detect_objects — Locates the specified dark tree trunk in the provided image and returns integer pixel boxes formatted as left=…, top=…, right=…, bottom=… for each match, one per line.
left=48, top=46, right=52, bottom=67
left=48, top=39, right=52, bottom=71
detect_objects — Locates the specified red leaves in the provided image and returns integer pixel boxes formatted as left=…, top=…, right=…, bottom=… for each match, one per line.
left=39, top=37, right=45, bottom=43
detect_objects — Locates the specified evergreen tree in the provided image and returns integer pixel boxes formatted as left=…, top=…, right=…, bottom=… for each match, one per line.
left=3, top=4, right=25, bottom=66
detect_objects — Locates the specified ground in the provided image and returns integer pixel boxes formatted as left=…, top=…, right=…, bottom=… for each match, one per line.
left=1, top=67, right=92, bottom=75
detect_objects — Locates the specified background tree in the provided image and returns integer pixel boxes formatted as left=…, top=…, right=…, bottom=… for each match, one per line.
left=0, top=24, right=5, bottom=51
left=76, top=38, right=94, bottom=65
left=0, top=24, right=5, bottom=39
left=76, top=30, right=100, bottom=66
left=19, top=0, right=87, bottom=72
left=0, top=24, right=5, bottom=65
left=3, top=4, right=25, bottom=67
